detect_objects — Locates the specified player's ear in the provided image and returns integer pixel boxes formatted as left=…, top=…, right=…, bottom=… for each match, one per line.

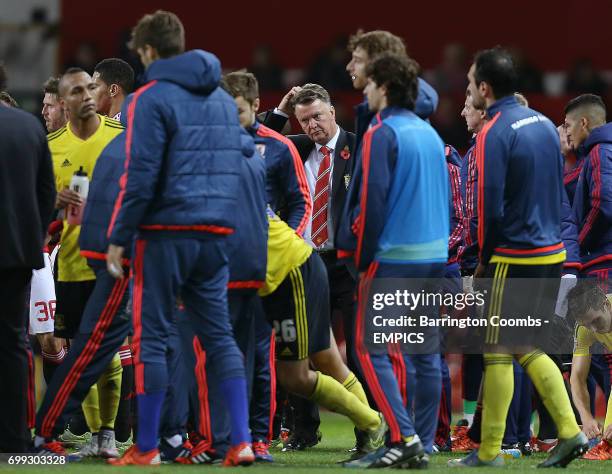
left=109, top=84, right=119, bottom=98
left=580, top=116, right=589, bottom=133
left=253, top=97, right=260, bottom=114
left=478, top=81, right=489, bottom=100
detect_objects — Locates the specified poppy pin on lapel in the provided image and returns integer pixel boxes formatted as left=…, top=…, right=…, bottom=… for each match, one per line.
left=340, top=145, right=350, bottom=160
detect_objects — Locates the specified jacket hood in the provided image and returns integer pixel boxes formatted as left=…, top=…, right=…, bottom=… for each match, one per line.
left=414, top=78, right=439, bottom=120
left=357, top=77, right=439, bottom=122
left=585, top=122, right=612, bottom=151
left=145, top=49, right=221, bottom=94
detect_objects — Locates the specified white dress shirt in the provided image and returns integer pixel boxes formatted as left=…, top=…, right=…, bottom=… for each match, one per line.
left=303, top=126, right=340, bottom=250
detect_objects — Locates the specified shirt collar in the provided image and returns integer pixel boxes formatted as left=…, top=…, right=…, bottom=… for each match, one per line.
left=315, top=125, right=341, bottom=155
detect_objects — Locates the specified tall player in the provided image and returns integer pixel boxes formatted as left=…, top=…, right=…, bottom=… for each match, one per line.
left=449, top=47, right=586, bottom=468
left=106, top=10, right=253, bottom=466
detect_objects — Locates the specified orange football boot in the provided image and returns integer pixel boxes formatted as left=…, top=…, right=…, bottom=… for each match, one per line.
left=583, top=440, right=612, bottom=460
left=222, top=442, right=255, bottom=467
left=108, top=445, right=161, bottom=465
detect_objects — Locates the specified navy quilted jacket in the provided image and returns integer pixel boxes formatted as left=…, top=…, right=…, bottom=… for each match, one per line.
left=108, top=50, right=244, bottom=246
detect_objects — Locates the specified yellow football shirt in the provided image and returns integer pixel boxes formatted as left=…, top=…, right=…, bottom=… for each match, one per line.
left=573, top=295, right=612, bottom=356
left=259, top=212, right=313, bottom=297
left=48, top=115, right=124, bottom=282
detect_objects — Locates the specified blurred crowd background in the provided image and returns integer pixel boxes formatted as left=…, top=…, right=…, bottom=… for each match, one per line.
left=2, top=0, right=612, bottom=152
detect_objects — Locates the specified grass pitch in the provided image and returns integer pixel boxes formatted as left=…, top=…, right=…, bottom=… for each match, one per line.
left=1, top=413, right=609, bottom=473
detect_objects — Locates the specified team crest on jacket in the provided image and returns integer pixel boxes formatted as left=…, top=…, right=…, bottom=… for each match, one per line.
left=256, top=144, right=266, bottom=157
left=344, top=174, right=351, bottom=190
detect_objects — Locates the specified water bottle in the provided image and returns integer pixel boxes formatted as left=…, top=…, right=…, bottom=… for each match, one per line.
left=67, top=166, right=89, bottom=225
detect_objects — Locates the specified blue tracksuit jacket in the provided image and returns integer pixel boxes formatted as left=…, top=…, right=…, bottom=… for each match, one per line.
left=476, top=95, right=565, bottom=265
left=337, top=107, right=449, bottom=271
left=247, top=121, right=311, bottom=235
left=573, top=122, right=612, bottom=270
left=108, top=50, right=244, bottom=246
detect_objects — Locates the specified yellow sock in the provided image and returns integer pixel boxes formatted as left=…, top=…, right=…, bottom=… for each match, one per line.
left=97, top=353, right=123, bottom=430
left=342, top=372, right=370, bottom=407
left=82, top=384, right=101, bottom=433
left=309, top=371, right=379, bottom=431
left=605, top=391, right=612, bottom=439
left=519, top=350, right=580, bottom=440
left=479, top=353, right=514, bottom=462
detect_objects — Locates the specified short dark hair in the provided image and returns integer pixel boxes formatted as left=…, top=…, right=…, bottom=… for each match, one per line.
left=564, top=93, right=607, bottom=120
left=129, top=10, right=185, bottom=59
left=366, top=52, right=419, bottom=110
left=43, top=76, right=60, bottom=96
left=291, top=83, right=331, bottom=108
left=348, top=30, right=406, bottom=60
left=567, top=280, right=609, bottom=322
left=221, top=70, right=259, bottom=104
left=474, top=47, right=517, bottom=100
left=0, top=91, right=18, bottom=108
left=94, top=58, right=135, bottom=94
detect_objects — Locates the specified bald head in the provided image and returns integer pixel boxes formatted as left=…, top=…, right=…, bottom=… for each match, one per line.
left=58, top=67, right=89, bottom=97
left=59, top=68, right=98, bottom=121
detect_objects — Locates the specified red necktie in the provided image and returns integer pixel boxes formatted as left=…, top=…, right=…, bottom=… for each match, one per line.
left=312, top=146, right=331, bottom=247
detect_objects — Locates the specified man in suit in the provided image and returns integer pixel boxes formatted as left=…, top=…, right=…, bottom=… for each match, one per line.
left=265, top=84, right=371, bottom=454
left=265, top=85, right=356, bottom=316
left=0, top=104, right=56, bottom=452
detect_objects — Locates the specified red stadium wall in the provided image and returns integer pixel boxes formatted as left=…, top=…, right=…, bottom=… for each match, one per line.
left=60, top=0, right=612, bottom=71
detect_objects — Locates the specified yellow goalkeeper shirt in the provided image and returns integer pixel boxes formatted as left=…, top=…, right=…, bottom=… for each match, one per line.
left=49, top=115, right=124, bottom=282
left=573, top=295, right=612, bottom=356
left=259, top=210, right=312, bottom=297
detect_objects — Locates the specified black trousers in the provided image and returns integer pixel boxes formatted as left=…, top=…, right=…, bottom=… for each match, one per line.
left=0, top=269, right=32, bottom=452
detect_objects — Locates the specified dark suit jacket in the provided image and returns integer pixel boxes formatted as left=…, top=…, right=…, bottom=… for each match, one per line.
left=287, top=129, right=355, bottom=234
left=261, top=110, right=356, bottom=235
left=0, top=106, right=56, bottom=270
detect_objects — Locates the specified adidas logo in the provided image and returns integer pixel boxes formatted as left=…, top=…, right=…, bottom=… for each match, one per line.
left=61, top=159, right=72, bottom=167
left=280, top=347, right=293, bottom=356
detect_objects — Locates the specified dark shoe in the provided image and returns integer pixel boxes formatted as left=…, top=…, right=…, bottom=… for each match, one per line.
left=281, top=431, right=322, bottom=451
left=537, top=432, right=588, bottom=468
left=189, top=439, right=222, bottom=465
left=343, top=436, right=424, bottom=469
left=348, top=427, right=365, bottom=453
left=433, top=441, right=452, bottom=453
left=448, top=449, right=504, bottom=468
left=404, top=452, right=430, bottom=469
left=159, top=438, right=192, bottom=464
left=518, top=441, right=533, bottom=456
